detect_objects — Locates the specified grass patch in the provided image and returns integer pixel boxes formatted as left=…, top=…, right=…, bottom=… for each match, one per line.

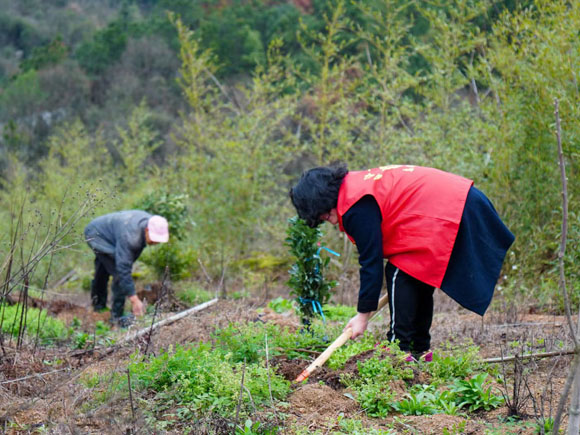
left=0, top=303, right=71, bottom=344
left=175, top=284, right=214, bottom=306
left=130, top=343, right=290, bottom=418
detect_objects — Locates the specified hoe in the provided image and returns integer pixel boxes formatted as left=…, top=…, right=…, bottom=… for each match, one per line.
left=294, top=292, right=390, bottom=383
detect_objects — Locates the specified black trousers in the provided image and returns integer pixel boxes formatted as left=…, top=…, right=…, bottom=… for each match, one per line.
left=385, top=262, right=434, bottom=354
left=91, top=253, right=127, bottom=319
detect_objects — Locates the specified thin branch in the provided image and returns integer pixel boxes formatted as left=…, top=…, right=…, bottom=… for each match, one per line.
left=143, top=266, right=170, bottom=355
left=127, top=368, right=136, bottom=432
left=483, top=349, right=575, bottom=364
left=0, top=367, right=69, bottom=385
left=265, top=333, right=273, bottom=404
left=234, top=358, right=247, bottom=431
left=197, top=258, right=212, bottom=284
left=553, top=99, right=576, bottom=347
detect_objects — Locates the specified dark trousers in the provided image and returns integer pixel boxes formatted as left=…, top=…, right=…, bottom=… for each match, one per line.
left=91, top=253, right=126, bottom=319
left=385, top=262, right=435, bottom=354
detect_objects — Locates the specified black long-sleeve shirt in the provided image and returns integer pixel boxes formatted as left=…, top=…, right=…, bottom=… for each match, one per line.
left=342, top=195, right=384, bottom=313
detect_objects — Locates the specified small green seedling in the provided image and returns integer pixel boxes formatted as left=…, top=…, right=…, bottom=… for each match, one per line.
left=451, top=373, right=504, bottom=411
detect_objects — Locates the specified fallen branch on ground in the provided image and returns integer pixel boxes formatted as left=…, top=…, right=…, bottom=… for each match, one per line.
left=122, top=298, right=219, bottom=343
left=483, top=349, right=575, bottom=364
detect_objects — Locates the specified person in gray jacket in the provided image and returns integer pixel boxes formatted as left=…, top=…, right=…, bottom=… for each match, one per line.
left=84, top=210, right=169, bottom=326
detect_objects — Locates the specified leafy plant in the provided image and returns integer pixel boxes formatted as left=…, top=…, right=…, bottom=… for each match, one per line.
left=267, top=297, right=295, bottom=314
left=341, top=345, right=413, bottom=417
left=175, top=285, right=214, bottom=307
left=322, top=304, right=357, bottom=321
left=130, top=344, right=290, bottom=418
left=427, top=342, right=482, bottom=381
left=72, top=320, right=113, bottom=349
left=451, top=373, right=504, bottom=411
left=336, top=414, right=395, bottom=434
left=535, top=416, right=554, bottom=434
left=327, top=332, right=379, bottom=370
left=140, top=242, right=198, bottom=280
left=285, top=216, right=337, bottom=321
left=435, top=390, right=465, bottom=416
left=442, top=421, right=467, bottom=435
left=212, top=321, right=335, bottom=363
left=355, top=381, right=397, bottom=417
left=394, top=388, right=438, bottom=416
left=236, top=418, right=279, bottom=435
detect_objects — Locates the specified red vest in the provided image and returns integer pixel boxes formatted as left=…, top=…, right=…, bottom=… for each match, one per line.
left=337, top=165, right=473, bottom=288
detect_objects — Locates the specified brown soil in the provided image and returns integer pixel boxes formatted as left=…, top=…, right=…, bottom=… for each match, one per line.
left=0, top=287, right=574, bottom=434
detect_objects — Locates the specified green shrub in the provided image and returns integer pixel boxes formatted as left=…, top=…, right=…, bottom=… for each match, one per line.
left=175, top=284, right=214, bottom=307
left=134, top=190, right=189, bottom=241
left=20, top=36, right=67, bottom=71
left=139, top=242, right=197, bottom=280
left=285, top=216, right=337, bottom=321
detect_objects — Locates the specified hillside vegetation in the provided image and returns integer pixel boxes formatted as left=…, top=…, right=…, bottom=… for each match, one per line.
left=0, top=0, right=578, bottom=311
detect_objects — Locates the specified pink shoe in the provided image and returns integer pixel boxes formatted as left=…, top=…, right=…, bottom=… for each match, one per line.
left=403, top=350, right=433, bottom=363
left=420, top=350, right=433, bottom=362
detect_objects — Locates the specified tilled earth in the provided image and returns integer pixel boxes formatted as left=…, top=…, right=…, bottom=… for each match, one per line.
left=0, top=288, right=574, bottom=434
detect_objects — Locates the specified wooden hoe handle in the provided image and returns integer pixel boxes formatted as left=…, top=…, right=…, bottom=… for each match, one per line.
left=294, top=293, right=389, bottom=383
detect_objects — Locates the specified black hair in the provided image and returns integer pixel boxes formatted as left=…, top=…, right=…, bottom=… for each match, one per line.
left=289, top=163, right=349, bottom=227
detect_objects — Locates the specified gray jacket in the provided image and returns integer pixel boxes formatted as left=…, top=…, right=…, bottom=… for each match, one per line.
left=84, top=210, right=152, bottom=296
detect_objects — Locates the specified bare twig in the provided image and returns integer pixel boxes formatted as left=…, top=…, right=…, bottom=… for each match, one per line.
left=488, top=322, right=562, bottom=328
left=265, top=333, right=273, bottom=404
left=127, top=368, right=136, bottom=432
left=243, top=385, right=257, bottom=413
left=204, top=68, right=242, bottom=114
left=143, top=266, right=170, bottom=355
left=234, top=358, right=247, bottom=431
left=34, top=250, right=55, bottom=353
left=0, top=367, right=69, bottom=385
left=197, top=258, right=213, bottom=284
left=50, top=270, right=76, bottom=288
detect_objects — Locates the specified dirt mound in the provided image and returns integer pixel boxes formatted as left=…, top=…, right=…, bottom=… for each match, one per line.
left=289, top=383, right=359, bottom=421
left=256, top=308, right=300, bottom=330
left=272, top=355, right=354, bottom=390
left=273, top=355, right=308, bottom=381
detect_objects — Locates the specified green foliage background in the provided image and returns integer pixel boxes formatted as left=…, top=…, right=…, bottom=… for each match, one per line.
left=0, top=0, right=577, bottom=311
